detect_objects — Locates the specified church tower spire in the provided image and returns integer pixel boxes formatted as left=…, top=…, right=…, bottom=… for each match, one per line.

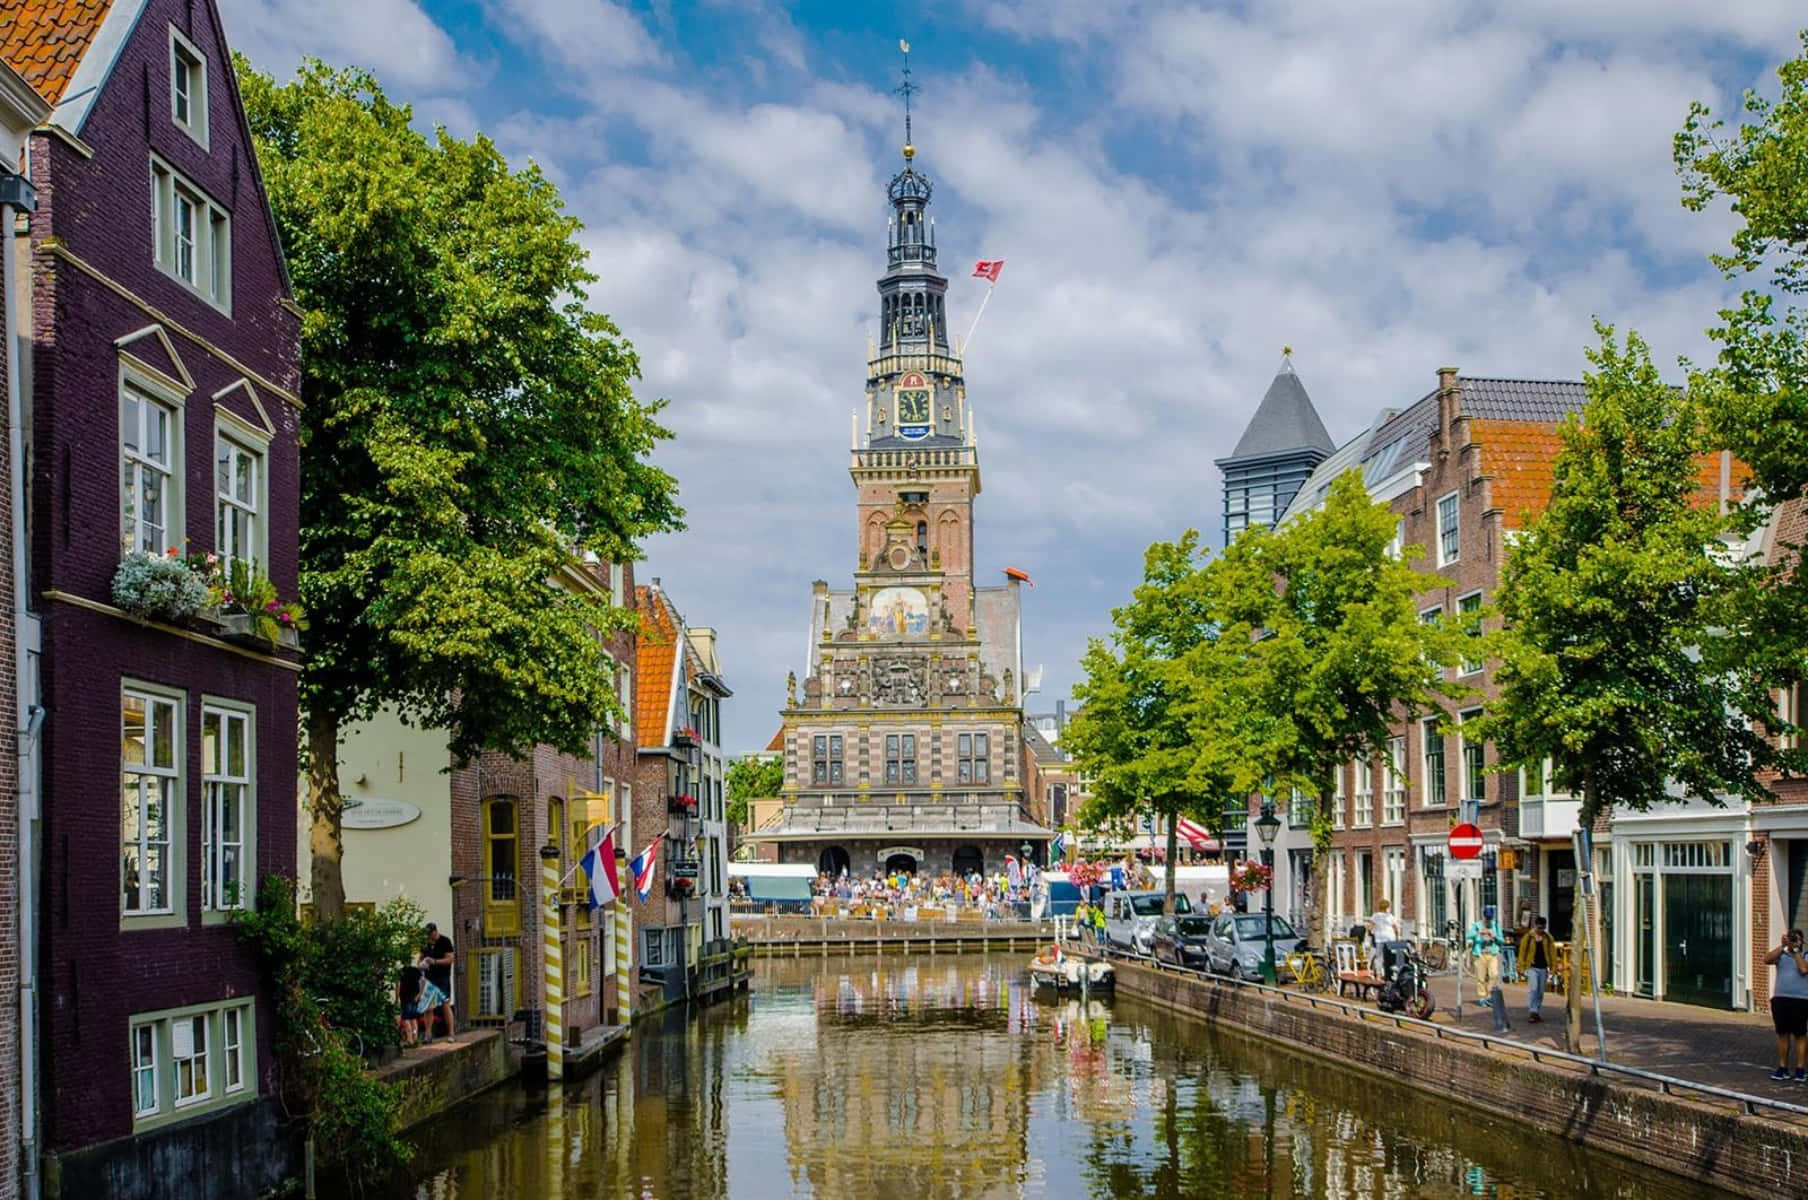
left=878, top=39, right=949, bottom=357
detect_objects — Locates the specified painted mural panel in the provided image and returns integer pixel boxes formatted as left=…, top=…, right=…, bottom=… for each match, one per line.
left=868, top=586, right=929, bottom=636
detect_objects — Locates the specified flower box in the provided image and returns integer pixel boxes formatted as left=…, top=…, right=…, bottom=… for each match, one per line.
left=667, top=793, right=698, bottom=816
left=672, top=727, right=702, bottom=749
left=210, top=610, right=302, bottom=652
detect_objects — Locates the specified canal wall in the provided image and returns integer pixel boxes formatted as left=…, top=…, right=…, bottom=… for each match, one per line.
left=1114, top=961, right=1808, bottom=1199
left=378, top=1030, right=516, bottom=1135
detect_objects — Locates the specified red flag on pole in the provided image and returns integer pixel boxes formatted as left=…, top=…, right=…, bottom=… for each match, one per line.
left=972, top=259, right=1004, bottom=283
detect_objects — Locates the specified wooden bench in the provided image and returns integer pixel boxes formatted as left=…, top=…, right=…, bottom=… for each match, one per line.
left=1334, top=941, right=1383, bottom=1000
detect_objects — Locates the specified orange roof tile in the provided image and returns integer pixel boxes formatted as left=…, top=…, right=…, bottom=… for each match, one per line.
left=0, top=0, right=116, bottom=105
left=765, top=728, right=784, bottom=753
left=634, top=585, right=677, bottom=743
left=1475, top=419, right=1566, bottom=530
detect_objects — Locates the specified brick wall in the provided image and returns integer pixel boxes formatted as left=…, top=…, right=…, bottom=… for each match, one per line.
left=28, top=0, right=301, bottom=1157
left=1118, top=962, right=1805, bottom=1198
left=0, top=175, right=19, bottom=1200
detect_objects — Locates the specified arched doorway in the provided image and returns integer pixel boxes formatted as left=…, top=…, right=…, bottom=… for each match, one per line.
left=952, top=845, right=983, bottom=879
left=885, top=852, right=917, bottom=877
left=818, top=846, right=851, bottom=877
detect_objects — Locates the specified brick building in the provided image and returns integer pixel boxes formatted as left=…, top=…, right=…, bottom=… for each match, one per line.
left=441, top=560, right=637, bottom=1045
left=630, top=579, right=731, bottom=1002
left=749, top=136, right=1050, bottom=882
left=0, top=56, right=49, bottom=1200
left=4, top=2, right=304, bottom=1194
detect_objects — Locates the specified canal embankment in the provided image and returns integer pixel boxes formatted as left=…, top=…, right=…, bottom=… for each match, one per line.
left=1113, top=959, right=1808, bottom=1199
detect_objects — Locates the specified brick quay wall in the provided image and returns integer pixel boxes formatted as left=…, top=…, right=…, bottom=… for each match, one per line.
left=1113, top=960, right=1808, bottom=1199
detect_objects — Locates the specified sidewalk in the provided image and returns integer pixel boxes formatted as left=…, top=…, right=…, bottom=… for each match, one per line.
left=1416, top=970, right=1793, bottom=1100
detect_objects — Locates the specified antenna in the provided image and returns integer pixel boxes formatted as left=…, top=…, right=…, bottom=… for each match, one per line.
left=896, top=39, right=917, bottom=159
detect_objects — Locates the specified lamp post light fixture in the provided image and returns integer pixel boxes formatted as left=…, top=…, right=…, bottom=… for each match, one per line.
left=1254, top=800, right=1282, bottom=984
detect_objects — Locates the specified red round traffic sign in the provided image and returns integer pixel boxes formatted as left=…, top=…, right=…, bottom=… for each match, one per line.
left=1448, top=823, right=1484, bottom=860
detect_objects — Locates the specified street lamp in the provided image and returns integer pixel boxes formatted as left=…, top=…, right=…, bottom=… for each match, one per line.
left=1254, top=799, right=1282, bottom=984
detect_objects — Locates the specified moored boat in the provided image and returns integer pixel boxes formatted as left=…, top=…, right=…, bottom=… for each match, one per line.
left=1027, top=946, right=1114, bottom=992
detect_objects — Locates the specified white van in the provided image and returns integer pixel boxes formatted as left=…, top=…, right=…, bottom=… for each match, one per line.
left=1106, top=889, right=1192, bottom=955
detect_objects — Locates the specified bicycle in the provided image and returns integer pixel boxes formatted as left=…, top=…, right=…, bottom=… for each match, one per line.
left=1284, top=948, right=1330, bottom=992
left=298, top=997, right=365, bottom=1060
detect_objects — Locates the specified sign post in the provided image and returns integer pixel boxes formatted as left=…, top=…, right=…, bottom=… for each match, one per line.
left=1447, top=824, right=1484, bottom=1017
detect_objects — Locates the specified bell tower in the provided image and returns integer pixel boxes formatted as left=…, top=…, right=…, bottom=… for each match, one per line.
left=853, top=43, right=980, bottom=630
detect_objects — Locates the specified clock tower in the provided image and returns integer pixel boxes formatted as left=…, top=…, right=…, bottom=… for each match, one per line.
left=855, top=138, right=980, bottom=630
left=753, top=54, right=1049, bottom=883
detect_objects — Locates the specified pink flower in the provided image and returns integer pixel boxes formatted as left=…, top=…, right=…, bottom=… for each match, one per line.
left=206, top=553, right=218, bottom=564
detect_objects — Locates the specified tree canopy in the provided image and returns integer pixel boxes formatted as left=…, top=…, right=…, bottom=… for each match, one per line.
left=1212, top=472, right=1465, bottom=948
left=725, top=755, right=785, bottom=828
left=1066, top=532, right=1271, bottom=915
left=238, top=59, right=683, bottom=917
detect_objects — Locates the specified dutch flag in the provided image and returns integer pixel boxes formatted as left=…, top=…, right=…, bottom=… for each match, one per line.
left=629, top=834, right=665, bottom=903
left=579, top=829, right=622, bottom=909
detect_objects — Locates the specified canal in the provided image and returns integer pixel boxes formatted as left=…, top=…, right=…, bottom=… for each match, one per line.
left=358, top=953, right=1715, bottom=1198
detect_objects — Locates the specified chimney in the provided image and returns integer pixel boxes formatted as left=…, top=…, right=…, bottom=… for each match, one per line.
left=688, top=627, right=719, bottom=673
left=1436, top=366, right=1461, bottom=453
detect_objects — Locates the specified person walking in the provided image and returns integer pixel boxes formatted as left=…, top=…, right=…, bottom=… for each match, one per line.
left=1466, top=905, right=1505, bottom=1005
left=1519, top=916, right=1558, bottom=1024
left=1766, top=928, right=1808, bottom=1081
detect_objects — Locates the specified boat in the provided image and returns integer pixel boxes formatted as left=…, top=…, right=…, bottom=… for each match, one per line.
left=1026, top=945, right=1114, bottom=992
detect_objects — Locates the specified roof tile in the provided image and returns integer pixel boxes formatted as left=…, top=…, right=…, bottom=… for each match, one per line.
left=634, top=585, right=677, bottom=743
left=0, top=0, right=116, bottom=105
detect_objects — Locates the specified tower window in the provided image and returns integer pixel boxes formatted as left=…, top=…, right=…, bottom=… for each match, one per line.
left=900, top=491, right=927, bottom=504
left=916, top=521, right=928, bottom=555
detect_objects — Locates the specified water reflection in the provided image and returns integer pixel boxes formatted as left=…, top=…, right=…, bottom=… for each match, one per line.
left=358, top=954, right=1714, bottom=1199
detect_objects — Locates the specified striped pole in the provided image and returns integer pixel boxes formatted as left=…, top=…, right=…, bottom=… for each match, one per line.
left=540, top=842, right=563, bottom=1081
left=615, top=900, right=632, bottom=1025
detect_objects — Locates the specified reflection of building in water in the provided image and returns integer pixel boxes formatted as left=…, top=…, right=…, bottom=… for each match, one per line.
left=761, top=961, right=1058, bottom=1197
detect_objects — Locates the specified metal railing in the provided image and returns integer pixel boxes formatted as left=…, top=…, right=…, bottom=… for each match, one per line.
left=1102, top=947, right=1808, bottom=1121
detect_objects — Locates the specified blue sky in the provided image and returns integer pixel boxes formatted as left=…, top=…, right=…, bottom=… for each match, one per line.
left=221, top=0, right=1805, bottom=756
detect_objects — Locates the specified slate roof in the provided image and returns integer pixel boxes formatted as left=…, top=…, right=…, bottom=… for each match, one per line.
left=634, top=585, right=678, bottom=742
left=1224, top=365, right=1335, bottom=461
left=1459, top=378, right=1590, bottom=423
left=0, top=0, right=115, bottom=104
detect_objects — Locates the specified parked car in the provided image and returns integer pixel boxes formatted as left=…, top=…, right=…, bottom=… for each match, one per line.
left=1204, top=912, right=1305, bottom=981
left=1105, top=890, right=1192, bottom=955
left=1150, top=914, right=1216, bottom=968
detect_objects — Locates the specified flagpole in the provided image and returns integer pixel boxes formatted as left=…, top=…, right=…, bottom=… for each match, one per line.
left=963, top=281, right=997, bottom=356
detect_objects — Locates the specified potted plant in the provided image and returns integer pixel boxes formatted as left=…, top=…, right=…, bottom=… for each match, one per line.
left=673, top=725, right=702, bottom=749
left=188, top=554, right=306, bottom=650
left=1229, top=859, right=1273, bottom=893
left=112, top=550, right=211, bottom=623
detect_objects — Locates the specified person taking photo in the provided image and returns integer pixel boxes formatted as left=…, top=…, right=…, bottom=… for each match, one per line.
left=1765, top=928, right=1808, bottom=1082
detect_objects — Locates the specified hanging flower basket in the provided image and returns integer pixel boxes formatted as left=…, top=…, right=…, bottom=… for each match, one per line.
left=1067, top=860, right=1103, bottom=891
left=673, top=726, right=701, bottom=749
left=1229, top=859, right=1273, bottom=892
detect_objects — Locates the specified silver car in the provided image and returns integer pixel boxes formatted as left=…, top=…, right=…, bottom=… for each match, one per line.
left=1204, top=912, right=1305, bottom=981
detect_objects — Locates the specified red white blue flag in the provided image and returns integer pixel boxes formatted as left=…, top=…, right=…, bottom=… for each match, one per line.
left=580, top=829, right=621, bottom=909
left=629, top=833, right=665, bottom=903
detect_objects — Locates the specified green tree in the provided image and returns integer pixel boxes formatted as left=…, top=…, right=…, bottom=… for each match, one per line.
left=725, top=754, right=785, bottom=828
left=238, top=59, right=683, bottom=920
left=1482, top=326, right=1785, bottom=1052
left=1066, top=533, right=1270, bottom=918
left=1213, top=472, right=1465, bottom=953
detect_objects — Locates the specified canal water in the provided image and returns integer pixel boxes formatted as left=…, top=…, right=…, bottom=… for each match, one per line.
left=360, top=953, right=1715, bottom=1199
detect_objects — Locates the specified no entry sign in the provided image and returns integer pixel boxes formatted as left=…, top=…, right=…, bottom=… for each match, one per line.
left=1448, top=823, right=1484, bottom=860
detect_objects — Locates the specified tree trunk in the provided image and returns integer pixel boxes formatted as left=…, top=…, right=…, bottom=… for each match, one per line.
left=1305, top=775, right=1332, bottom=953
left=1565, top=779, right=1595, bottom=1055
left=1164, top=812, right=1179, bottom=916
left=307, top=707, right=346, bottom=923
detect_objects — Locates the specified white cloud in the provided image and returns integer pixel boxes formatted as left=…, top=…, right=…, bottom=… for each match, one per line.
left=220, top=0, right=1801, bottom=754
left=222, top=0, right=476, bottom=92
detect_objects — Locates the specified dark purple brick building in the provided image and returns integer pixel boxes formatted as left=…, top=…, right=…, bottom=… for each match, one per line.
left=5, top=1, right=301, bottom=1194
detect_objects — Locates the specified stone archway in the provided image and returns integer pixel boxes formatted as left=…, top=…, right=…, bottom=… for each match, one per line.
left=819, top=846, right=851, bottom=877
left=885, top=852, right=918, bottom=877
left=952, top=845, right=983, bottom=879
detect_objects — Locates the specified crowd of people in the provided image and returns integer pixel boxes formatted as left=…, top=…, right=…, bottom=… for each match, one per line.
left=810, top=866, right=1041, bottom=919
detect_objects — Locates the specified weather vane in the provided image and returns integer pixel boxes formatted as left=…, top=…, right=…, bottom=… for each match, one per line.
left=896, top=38, right=917, bottom=160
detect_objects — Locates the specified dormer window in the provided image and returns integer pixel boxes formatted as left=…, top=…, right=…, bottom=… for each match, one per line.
left=170, top=29, right=208, bottom=148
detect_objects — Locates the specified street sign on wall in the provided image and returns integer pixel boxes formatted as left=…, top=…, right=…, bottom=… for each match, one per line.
left=1448, top=860, right=1484, bottom=881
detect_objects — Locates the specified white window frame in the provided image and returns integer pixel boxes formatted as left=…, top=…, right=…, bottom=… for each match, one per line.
left=1437, top=492, right=1460, bottom=565
left=123, top=685, right=183, bottom=921
left=1353, top=755, right=1373, bottom=828
left=1459, top=708, right=1486, bottom=804
left=169, top=26, right=208, bottom=148
left=201, top=700, right=254, bottom=916
left=1331, top=764, right=1345, bottom=830
left=130, top=1001, right=254, bottom=1130
left=121, top=377, right=183, bottom=557
left=1457, top=590, right=1484, bottom=675
left=1383, top=736, right=1406, bottom=825
left=213, top=411, right=269, bottom=575
left=151, top=156, right=232, bottom=312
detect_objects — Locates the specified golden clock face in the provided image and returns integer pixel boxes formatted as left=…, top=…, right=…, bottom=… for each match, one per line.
left=896, top=372, right=931, bottom=440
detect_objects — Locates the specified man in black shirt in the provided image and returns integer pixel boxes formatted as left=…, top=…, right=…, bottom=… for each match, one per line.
left=421, top=923, right=455, bottom=1037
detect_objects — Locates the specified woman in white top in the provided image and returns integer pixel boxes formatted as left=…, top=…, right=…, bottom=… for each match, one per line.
left=1369, top=899, right=1401, bottom=945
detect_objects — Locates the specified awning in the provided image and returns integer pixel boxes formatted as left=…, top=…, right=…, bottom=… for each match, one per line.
left=729, top=862, right=816, bottom=902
